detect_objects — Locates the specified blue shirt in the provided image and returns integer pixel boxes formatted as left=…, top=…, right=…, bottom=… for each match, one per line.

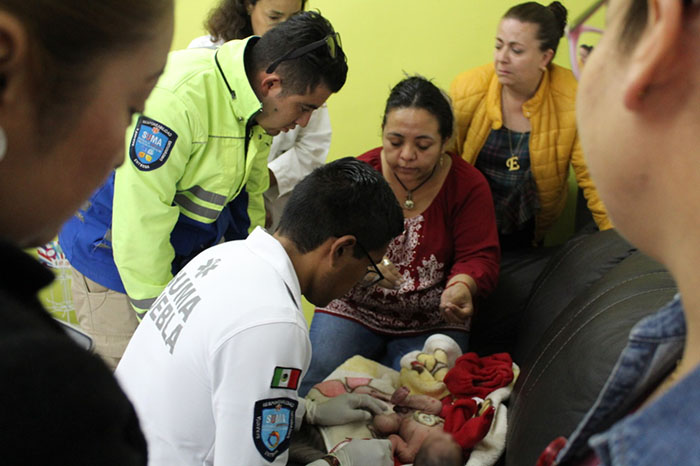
left=557, top=295, right=700, bottom=465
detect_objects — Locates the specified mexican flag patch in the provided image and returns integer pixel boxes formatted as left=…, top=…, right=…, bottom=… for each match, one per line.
left=270, top=367, right=301, bottom=390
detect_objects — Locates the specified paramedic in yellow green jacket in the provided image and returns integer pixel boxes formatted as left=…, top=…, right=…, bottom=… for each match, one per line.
left=58, top=11, right=348, bottom=369
left=450, top=2, right=611, bottom=249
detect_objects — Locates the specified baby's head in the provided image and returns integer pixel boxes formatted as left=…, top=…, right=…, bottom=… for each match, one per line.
left=413, top=430, right=463, bottom=466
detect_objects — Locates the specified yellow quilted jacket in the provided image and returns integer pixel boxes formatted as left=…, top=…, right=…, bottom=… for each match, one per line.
left=450, top=63, right=611, bottom=241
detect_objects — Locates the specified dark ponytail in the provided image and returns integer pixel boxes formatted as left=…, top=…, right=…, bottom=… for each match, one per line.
left=547, top=1, right=568, bottom=39
left=504, top=1, right=568, bottom=56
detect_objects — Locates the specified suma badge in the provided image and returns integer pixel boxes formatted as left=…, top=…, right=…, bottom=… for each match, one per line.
left=253, top=398, right=297, bottom=462
left=129, top=116, right=178, bottom=171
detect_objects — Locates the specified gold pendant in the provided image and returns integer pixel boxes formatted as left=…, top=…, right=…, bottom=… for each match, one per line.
left=404, top=198, right=415, bottom=210
left=506, top=155, right=520, bottom=171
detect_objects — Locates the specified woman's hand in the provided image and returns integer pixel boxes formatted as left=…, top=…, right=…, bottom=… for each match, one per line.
left=375, top=257, right=404, bottom=290
left=439, top=275, right=477, bottom=324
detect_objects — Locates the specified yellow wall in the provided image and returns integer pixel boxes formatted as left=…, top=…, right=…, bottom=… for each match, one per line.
left=173, top=0, right=605, bottom=161
left=172, top=0, right=606, bottom=323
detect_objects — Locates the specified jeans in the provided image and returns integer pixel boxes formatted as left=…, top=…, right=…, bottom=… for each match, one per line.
left=556, top=296, right=689, bottom=465
left=299, top=312, right=469, bottom=396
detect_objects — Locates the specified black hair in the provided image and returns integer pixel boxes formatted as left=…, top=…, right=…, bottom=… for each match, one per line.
left=504, top=1, right=567, bottom=57
left=0, top=0, right=173, bottom=144
left=277, top=157, right=404, bottom=256
left=619, top=0, right=699, bottom=54
left=381, top=75, right=454, bottom=142
left=205, top=0, right=308, bottom=42
left=251, top=10, right=347, bottom=95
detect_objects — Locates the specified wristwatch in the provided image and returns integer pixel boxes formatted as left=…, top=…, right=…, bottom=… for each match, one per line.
left=322, top=455, right=341, bottom=466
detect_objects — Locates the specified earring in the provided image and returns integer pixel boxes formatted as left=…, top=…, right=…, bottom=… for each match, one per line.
left=0, top=125, right=6, bottom=162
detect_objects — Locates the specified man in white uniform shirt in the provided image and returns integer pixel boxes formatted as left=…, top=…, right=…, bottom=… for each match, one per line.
left=116, top=158, right=404, bottom=466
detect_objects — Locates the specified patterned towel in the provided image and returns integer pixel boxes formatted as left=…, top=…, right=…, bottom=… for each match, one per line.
left=305, top=340, right=519, bottom=466
left=306, top=355, right=398, bottom=451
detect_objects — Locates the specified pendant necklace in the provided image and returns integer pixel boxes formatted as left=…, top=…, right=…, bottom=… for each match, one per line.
left=503, top=89, right=527, bottom=172
left=393, top=161, right=438, bottom=210
left=506, top=128, right=525, bottom=172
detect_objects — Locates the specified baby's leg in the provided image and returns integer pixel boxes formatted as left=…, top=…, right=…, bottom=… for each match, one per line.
left=391, top=386, right=411, bottom=405
left=392, top=386, right=443, bottom=415
left=373, top=412, right=401, bottom=436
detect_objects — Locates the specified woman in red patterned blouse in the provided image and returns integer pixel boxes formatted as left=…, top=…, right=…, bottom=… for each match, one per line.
left=300, top=76, right=500, bottom=395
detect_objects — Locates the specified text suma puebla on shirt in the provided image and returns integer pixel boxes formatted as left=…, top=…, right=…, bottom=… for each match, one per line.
left=148, top=271, right=201, bottom=354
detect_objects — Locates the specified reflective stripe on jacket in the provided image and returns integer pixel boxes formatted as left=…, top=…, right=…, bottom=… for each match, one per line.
left=59, top=38, right=271, bottom=314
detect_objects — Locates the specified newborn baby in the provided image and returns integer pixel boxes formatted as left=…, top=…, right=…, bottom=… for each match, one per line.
left=372, top=386, right=463, bottom=466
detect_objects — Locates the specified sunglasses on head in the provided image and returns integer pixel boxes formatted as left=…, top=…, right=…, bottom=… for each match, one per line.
left=265, top=32, right=343, bottom=74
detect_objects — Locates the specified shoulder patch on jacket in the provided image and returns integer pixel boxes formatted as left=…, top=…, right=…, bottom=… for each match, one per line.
left=129, top=116, right=178, bottom=171
left=252, top=397, right=297, bottom=462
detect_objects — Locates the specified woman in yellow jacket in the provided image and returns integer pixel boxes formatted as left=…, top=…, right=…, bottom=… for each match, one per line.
left=450, top=1, right=612, bottom=250
left=450, top=1, right=612, bottom=354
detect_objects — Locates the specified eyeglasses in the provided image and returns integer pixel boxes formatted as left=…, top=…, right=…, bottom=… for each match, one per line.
left=355, top=240, right=385, bottom=289
left=266, top=32, right=343, bottom=74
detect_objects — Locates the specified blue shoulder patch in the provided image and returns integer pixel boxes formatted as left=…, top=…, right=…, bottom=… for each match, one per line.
left=129, top=116, right=178, bottom=171
left=252, top=397, right=297, bottom=462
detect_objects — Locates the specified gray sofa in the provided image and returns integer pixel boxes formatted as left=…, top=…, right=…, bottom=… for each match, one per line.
left=502, top=229, right=677, bottom=466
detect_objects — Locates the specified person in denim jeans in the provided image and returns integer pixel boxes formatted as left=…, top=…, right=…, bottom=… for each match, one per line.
left=537, top=0, right=700, bottom=464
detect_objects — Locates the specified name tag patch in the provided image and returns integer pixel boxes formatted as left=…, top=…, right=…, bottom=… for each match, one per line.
left=129, top=116, right=177, bottom=171
left=252, top=398, right=297, bottom=462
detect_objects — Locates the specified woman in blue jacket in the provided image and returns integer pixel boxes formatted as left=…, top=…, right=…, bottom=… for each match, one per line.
left=539, top=0, right=700, bottom=464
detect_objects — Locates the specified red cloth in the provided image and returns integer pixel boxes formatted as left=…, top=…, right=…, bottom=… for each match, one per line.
left=440, top=397, right=495, bottom=450
left=536, top=436, right=602, bottom=466
left=444, top=352, right=514, bottom=398
left=536, top=436, right=567, bottom=466
left=316, top=148, right=500, bottom=335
